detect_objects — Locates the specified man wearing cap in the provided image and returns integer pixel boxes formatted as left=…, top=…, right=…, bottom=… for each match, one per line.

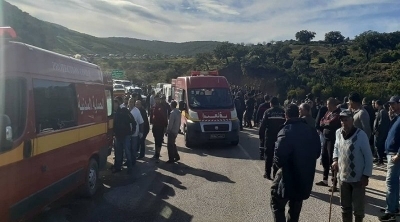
left=270, top=104, right=321, bottom=221
left=379, top=96, right=400, bottom=221
left=348, top=92, right=371, bottom=139
left=332, top=110, right=373, bottom=222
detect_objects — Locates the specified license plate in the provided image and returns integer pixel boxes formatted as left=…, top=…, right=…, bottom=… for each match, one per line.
left=210, top=134, right=225, bottom=139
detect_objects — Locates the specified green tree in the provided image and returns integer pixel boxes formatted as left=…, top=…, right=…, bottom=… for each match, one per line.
left=213, top=42, right=233, bottom=64
left=325, top=31, right=345, bottom=46
left=354, top=30, right=382, bottom=60
left=298, top=47, right=312, bottom=62
left=195, top=52, right=213, bottom=70
left=231, top=44, right=249, bottom=63
left=329, top=46, right=349, bottom=61
left=295, top=30, right=316, bottom=44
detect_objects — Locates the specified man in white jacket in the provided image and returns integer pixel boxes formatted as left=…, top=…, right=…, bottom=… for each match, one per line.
left=166, top=100, right=181, bottom=163
left=332, top=109, right=373, bottom=222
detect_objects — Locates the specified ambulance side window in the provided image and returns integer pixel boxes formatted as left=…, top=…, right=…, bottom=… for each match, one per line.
left=3, top=78, right=27, bottom=140
left=33, top=79, right=78, bottom=133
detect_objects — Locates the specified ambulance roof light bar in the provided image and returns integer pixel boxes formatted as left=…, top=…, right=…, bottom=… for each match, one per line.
left=191, top=71, right=219, bottom=76
left=0, top=27, right=17, bottom=39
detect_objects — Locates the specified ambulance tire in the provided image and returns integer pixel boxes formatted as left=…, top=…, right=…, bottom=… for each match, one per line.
left=81, top=158, right=99, bottom=197
left=230, top=140, right=239, bottom=146
left=184, top=126, right=195, bottom=148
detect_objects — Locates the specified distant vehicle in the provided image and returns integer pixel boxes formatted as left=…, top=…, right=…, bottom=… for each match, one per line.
left=125, top=86, right=146, bottom=100
left=175, top=71, right=239, bottom=147
left=155, top=83, right=167, bottom=94
left=162, top=84, right=172, bottom=101
left=0, top=27, right=113, bottom=221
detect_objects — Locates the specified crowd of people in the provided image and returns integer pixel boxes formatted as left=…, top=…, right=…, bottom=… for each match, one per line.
left=111, top=84, right=400, bottom=222
left=232, top=85, right=400, bottom=222
left=111, top=91, right=181, bottom=175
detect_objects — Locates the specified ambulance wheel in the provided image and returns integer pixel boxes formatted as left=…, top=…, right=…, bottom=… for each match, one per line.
left=184, top=126, right=194, bottom=148
left=231, top=140, right=239, bottom=146
left=81, top=158, right=99, bottom=197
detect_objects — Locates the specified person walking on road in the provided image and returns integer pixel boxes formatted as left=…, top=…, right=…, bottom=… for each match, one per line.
left=348, top=93, right=372, bottom=139
left=255, top=95, right=271, bottom=127
left=373, top=100, right=390, bottom=166
left=270, top=104, right=321, bottom=222
left=332, top=110, right=373, bottom=222
left=258, top=97, right=285, bottom=179
left=129, top=98, right=144, bottom=166
left=234, top=92, right=245, bottom=131
left=316, top=98, right=341, bottom=191
left=379, top=96, right=400, bottom=221
left=136, top=100, right=150, bottom=159
left=151, top=95, right=168, bottom=161
left=166, top=101, right=181, bottom=163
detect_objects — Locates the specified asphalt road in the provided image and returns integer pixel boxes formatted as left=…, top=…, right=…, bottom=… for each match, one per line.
left=32, top=128, right=389, bottom=222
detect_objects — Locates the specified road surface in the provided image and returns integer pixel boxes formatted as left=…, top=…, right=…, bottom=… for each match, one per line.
left=32, top=128, right=388, bottom=222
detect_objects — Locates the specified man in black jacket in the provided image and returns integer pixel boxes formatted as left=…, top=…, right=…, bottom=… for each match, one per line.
left=234, top=92, right=246, bottom=131
left=259, top=97, right=285, bottom=179
left=113, top=98, right=137, bottom=174
left=373, top=100, right=390, bottom=165
left=270, top=104, right=321, bottom=222
left=255, top=95, right=271, bottom=127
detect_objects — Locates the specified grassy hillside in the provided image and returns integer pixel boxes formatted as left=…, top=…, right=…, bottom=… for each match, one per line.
left=106, top=37, right=220, bottom=56
left=1, top=1, right=220, bottom=56
left=2, top=1, right=153, bottom=55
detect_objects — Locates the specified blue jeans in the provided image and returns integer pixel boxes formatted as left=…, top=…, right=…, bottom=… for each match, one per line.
left=131, top=136, right=140, bottom=166
left=115, top=136, right=132, bottom=170
left=385, top=154, right=400, bottom=213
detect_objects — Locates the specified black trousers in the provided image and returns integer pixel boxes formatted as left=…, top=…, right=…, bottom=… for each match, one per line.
left=152, top=126, right=164, bottom=157
left=265, top=142, right=278, bottom=177
left=271, top=171, right=303, bottom=222
left=321, top=138, right=335, bottom=181
left=237, top=111, right=244, bottom=128
left=167, top=133, right=180, bottom=161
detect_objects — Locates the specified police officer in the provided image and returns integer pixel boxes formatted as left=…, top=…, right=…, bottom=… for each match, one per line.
left=259, top=97, right=286, bottom=180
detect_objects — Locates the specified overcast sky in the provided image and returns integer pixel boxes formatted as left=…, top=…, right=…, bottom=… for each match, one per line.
left=8, top=0, right=400, bottom=43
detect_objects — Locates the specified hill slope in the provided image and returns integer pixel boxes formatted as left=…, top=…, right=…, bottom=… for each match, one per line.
left=105, top=37, right=221, bottom=56
left=2, top=1, right=153, bottom=55
left=1, top=1, right=220, bottom=56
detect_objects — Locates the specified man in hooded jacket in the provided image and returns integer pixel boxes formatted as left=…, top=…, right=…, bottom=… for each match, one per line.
left=270, top=104, right=321, bottom=222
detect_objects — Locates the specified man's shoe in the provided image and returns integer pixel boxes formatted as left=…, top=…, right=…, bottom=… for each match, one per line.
left=166, top=160, right=175, bottom=164
left=379, top=208, right=400, bottom=214
left=174, top=157, right=180, bottom=162
left=378, top=213, right=396, bottom=221
left=316, top=181, right=329, bottom=186
left=263, top=173, right=272, bottom=180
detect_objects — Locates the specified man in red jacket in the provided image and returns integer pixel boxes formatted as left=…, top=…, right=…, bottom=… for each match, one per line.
left=151, top=95, right=168, bottom=161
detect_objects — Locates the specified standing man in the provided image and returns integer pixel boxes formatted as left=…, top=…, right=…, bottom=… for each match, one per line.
left=332, top=110, right=373, bottom=222
left=113, top=98, right=136, bottom=174
left=348, top=93, right=371, bottom=139
left=166, top=101, right=181, bottom=163
left=259, top=97, right=285, bottom=179
left=234, top=92, right=245, bottom=131
left=316, top=98, right=341, bottom=190
left=255, top=95, right=271, bottom=127
left=270, top=104, right=321, bottom=222
left=129, top=98, right=144, bottom=166
left=379, top=96, right=400, bottom=221
left=135, top=100, right=149, bottom=159
left=151, top=95, right=168, bottom=161
left=299, top=103, right=316, bottom=129
left=245, top=93, right=256, bottom=128
left=373, top=100, right=390, bottom=166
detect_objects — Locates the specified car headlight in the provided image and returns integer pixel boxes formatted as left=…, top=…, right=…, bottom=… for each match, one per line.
left=188, top=109, right=199, bottom=121
left=231, top=109, right=237, bottom=119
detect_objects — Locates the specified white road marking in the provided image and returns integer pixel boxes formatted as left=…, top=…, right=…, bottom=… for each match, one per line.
left=238, top=143, right=264, bottom=175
